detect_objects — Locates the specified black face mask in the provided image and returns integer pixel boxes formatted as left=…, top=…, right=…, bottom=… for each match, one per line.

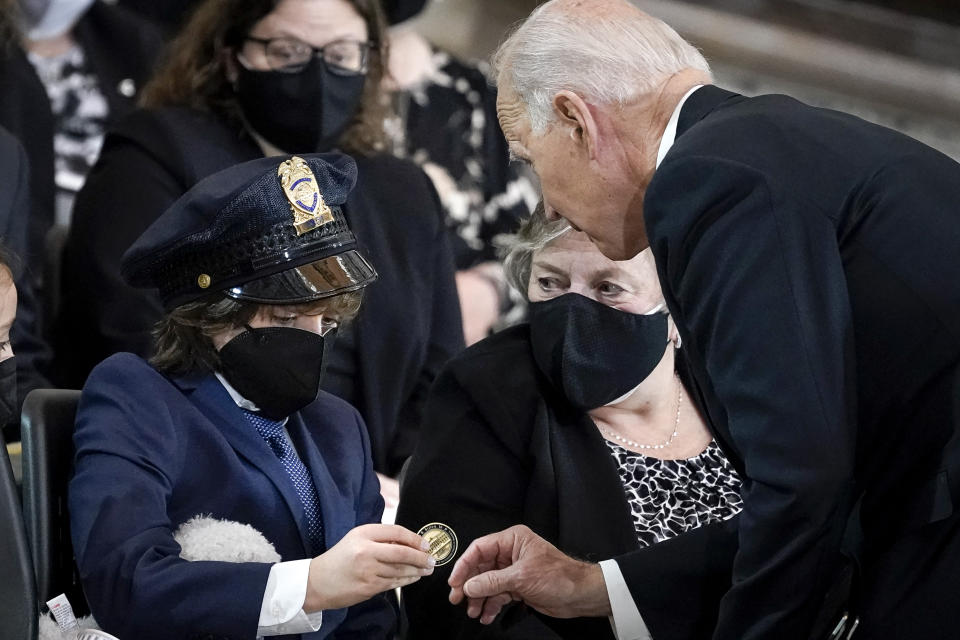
left=218, top=327, right=333, bottom=421
left=528, top=293, right=669, bottom=411
left=235, top=56, right=366, bottom=153
left=0, top=357, right=17, bottom=427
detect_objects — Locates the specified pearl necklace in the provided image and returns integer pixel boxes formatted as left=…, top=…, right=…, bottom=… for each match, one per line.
left=598, top=374, right=683, bottom=450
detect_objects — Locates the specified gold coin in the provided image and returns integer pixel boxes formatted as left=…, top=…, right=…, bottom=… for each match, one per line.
left=417, top=522, right=458, bottom=566
left=197, top=273, right=211, bottom=289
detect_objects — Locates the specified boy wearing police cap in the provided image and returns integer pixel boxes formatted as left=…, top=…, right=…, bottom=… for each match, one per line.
left=68, top=153, right=436, bottom=639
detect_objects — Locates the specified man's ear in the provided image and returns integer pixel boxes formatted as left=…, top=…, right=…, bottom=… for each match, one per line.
left=552, top=90, right=599, bottom=159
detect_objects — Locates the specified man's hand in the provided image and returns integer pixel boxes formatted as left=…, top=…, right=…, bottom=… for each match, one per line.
left=447, top=525, right=611, bottom=624
left=304, top=524, right=435, bottom=611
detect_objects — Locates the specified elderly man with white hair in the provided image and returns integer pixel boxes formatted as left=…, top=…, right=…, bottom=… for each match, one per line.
left=447, top=1, right=960, bottom=639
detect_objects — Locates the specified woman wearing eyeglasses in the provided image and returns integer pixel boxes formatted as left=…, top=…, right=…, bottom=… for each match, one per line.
left=54, top=0, right=464, bottom=505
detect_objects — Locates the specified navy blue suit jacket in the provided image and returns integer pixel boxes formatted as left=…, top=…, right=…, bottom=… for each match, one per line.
left=633, top=86, right=960, bottom=640
left=69, top=353, right=393, bottom=639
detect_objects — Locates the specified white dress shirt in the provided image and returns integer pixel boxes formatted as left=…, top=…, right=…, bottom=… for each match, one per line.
left=601, top=84, right=705, bottom=640
left=215, top=374, right=324, bottom=637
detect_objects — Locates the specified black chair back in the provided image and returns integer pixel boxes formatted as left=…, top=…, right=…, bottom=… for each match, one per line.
left=0, top=430, right=38, bottom=640
left=21, top=388, right=86, bottom=616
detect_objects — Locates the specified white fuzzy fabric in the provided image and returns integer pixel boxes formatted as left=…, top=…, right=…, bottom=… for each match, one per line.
left=38, top=612, right=102, bottom=640
left=38, top=516, right=280, bottom=637
left=173, top=515, right=281, bottom=564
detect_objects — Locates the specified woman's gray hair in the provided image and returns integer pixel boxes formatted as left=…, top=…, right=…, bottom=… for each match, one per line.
left=498, top=203, right=571, bottom=300
left=492, top=0, right=711, bottom=133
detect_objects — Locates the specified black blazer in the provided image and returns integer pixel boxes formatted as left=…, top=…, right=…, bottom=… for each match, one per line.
left=397, top=325, right=739, bottom=640
left=55, top=107, right=464, bottom=476
left=638, top=85, right=960, bottom=640
left=0, top=1, right=163, bottom=261
left=0, top=127, right=52, bottom=439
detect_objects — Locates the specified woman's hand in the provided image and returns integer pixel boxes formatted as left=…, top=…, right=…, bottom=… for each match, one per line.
left=304, top=524, right=435, bottom=611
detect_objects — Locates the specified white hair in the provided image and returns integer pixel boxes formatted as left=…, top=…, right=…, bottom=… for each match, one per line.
left=492, top=0, right=712, bottom=133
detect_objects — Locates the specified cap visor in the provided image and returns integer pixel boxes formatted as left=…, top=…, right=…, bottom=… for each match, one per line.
left=225, top=249, right=377, bottom=304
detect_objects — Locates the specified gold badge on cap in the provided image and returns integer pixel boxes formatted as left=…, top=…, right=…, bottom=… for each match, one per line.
left=278, top=156, right=335, bottom=235
left=417, top=522, right=459, bottom=567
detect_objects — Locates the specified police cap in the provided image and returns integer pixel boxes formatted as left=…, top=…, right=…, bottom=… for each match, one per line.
left=122, top=153, right=377, bottom=310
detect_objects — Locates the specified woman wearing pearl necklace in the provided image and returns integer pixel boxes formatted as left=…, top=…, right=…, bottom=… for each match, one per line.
left=398, top=205, right=742, bottom=640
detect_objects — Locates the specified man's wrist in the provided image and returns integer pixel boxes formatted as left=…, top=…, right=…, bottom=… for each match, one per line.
left=573, top=561, right=613, bottom=617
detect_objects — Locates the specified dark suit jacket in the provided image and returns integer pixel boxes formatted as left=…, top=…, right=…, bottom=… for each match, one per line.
left=636, top=85, right=960, bottom=640
left=398, top=325, right=739, bottom=640
left=0, top=1, right=163, bottom=261
left=0, top=126, right=52, bottom=439
left=55, top=107, right=464, bottom=476
left=69, top=353, right=394, bottom=639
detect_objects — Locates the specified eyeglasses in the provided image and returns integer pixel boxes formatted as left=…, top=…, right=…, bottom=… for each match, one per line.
left=244, top=36, right=374, bottom=75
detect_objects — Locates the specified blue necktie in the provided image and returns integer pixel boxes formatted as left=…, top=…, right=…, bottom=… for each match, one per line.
left=242, top=410, right=325, bottom=553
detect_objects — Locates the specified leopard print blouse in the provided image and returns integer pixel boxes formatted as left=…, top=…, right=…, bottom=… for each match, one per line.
left=604, top=439, right=743, bottom=548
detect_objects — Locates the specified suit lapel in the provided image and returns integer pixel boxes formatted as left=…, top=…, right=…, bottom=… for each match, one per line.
left=286, top=413, right=349, bottom=552
left=524, top=395, right=639, bottom=561
left=550, top=408, right=640, bottom=560
left=184, top=374, right=313, bottom=555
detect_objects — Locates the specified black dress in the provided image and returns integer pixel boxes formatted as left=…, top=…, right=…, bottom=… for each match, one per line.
left=54, top=106, right=464, bottom=476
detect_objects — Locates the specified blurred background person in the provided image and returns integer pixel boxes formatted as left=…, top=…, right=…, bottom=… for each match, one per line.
left=383, top=0, right=538, bottom=344
left=70, top=153, right=436, bottom=639
left=0, top=0, right=161, bottom=432
left=105, top=0, right=536, bottom=347
left=0, top=0, right=56, bottom=267
left=398, top=208, right=741, bottom=640
left=17, top=0, right=163, bottom=237
left=53, top=0, right=464, bottom=504
left=0, top=125, right=52, bottom=441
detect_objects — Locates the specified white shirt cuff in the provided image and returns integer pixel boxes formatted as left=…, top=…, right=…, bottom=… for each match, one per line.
left=599, top=559, right=652, bottom=640
left=257, top=559, right=324, bottom=637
